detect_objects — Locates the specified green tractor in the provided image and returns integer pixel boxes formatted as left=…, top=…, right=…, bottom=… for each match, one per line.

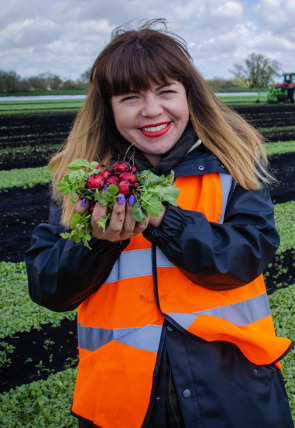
left=267, top=72, right=295, bottom=103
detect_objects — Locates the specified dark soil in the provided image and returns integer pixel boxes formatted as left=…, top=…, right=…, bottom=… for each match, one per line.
left=0, top=184, right=50, bottom=262
left=0, top=318, right=78, bottom=394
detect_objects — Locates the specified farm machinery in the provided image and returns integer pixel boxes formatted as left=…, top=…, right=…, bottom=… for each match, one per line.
left=267, top=72, right=295, bottom=103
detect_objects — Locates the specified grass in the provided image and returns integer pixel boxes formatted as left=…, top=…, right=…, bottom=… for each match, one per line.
left=0, top=166, right=52, bottom=189
left=268, top=284, right=295, bottom=419
left=274, top=201, right=295, bottom=253
left=265, top=141, right=295, bottom=156
left=218, top=93, right=268, bottom=105
left=0, top=99, right=85, bottom=115
left=0, top=367, right=78, bottom=427
left=0, top=89, right=86, bottom=97
left=0, top=262, right=76, bottom=339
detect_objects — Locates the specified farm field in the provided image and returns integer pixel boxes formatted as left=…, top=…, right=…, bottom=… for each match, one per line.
left=0, top=103, right=295, bottom=426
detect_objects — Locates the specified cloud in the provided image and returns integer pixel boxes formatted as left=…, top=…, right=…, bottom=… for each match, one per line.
left=0, top=0, right=295, bottom=80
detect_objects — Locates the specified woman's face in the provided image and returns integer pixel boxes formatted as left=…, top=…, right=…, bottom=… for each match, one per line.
left=111, top=80, right=190, bottom=166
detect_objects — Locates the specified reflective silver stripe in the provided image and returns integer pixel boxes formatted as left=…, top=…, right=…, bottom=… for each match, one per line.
left=78, top=323, right=162, bottom=353
left=219, top=173, right=233, bottom=224
left=105, top=247, right=173, bottom=283
left=166, top=293, right=271, bottom=329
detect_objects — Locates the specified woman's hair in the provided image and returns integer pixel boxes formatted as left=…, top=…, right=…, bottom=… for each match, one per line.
left=49, top=18, right=272, bottom=225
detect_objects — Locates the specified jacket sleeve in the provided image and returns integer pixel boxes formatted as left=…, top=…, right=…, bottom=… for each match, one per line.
left=24, top=201, right=129, bottom=312
left=143, top=183, right=280, bottom=290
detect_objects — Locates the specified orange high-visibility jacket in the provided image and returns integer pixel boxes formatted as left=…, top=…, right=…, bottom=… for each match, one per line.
left=72, top=172, right=292, bottom=428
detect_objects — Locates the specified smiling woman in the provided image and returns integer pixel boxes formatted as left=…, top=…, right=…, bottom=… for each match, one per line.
left=111, top=81, right=189, bottom=166
left=25, top=18, right=294, bottom=428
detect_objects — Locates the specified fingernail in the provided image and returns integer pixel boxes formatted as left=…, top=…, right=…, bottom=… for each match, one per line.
left=81, top=198, right=86, bottom=207
left=117, top=194, right=125, bottom=205
left=128, top=194, right=136, bottom=207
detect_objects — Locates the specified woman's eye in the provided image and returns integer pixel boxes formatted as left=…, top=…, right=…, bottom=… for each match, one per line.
left=160, top=90, right=176, bottom=95
left=121, top=95, right=138, bottom=102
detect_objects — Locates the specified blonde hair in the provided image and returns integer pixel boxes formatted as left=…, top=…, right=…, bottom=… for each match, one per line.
left=49, top=19, right=271, bottom=226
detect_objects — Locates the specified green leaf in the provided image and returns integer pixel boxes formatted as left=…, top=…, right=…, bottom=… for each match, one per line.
left=131, top=202, right=147, bottom=222
left=70, top=189, right=78, bottom=203
left=96, top=218, right=108, bottom=232
left=106, top=184, right=119, bottom=196
left=141, top=195, right=163, bottom=217
left=56, top=181, right=71, bottom=195
left=142, top=170, right=164, bottom=186
left=70, top=213, right=82, bottom=229
left=94, top=191, right=108, bottom=205
left=60, top=232, right=71, bottom=239
left=67, top=159, right=90, bottom=170
left=148, top=185, right=179, bottom=205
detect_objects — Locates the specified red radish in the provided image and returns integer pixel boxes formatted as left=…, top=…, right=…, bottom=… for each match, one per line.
left=111, top=162, right=129, bottom=174
left=118, top=180, right=130, bottom=196
left=118, top=172, right=136, bottom=184
left=106, top=175, right=119, bottom=185
left=95, top=164, right=104, bottom=170
left=130, top=166, right=137, bottom=174
left=87, top=174, right=105, bottom=190
left=98, top=170, right=111, bottom=180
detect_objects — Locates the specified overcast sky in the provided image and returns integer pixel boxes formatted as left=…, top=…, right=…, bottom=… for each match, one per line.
left=1, top=0, right=294, bottom=82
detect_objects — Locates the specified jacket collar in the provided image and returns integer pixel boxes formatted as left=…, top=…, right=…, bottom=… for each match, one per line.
left=173, top=142, right=229, bottom=177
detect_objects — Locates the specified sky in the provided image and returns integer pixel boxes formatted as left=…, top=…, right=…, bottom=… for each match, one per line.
left=1, top=0, right=294, bottom=82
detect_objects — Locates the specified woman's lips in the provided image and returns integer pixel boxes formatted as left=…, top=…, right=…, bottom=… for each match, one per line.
left=139, top=122, right=171, bottom=138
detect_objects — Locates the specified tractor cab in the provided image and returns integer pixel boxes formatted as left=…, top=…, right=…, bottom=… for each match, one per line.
left=282, top=73, right=295, bottom=84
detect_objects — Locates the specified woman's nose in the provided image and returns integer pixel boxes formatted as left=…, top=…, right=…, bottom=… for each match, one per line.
left=141, top=94, right=163, bottom=117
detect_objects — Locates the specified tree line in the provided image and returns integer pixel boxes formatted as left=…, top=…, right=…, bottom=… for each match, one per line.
left=0, top=69, right=91, bottom=93
left=0, top=53, right=282, bottom=93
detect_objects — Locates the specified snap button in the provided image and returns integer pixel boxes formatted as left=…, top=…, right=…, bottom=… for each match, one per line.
left=155, top=396, right=161, bottom=402
left=182, top=389, right=191, bottom=398
left=167, top=325, right=174, bottom=332
left=198, top=165, right=204, bottom=171
left=253, top=369, right=258, bottom=375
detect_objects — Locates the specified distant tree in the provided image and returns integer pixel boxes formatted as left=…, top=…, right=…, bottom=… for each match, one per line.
left=42, top=72, right=63, bottom=90
left=27, top=74, right=49, bottom=91
left=230, top=53, right=281, bottom=88
left=61, top=79, right=80, bottom=90
left=206, top=77, right=243, bottom=90
left=80, top=68, right=91, bottom=85
left=0, top=70, right=22, bottom=92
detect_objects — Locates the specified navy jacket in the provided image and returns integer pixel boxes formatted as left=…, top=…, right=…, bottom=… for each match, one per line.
left=24, top=148, right=294, bottom=428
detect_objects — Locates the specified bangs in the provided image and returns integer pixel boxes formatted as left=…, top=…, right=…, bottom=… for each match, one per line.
left=96, top=31, right=191, bottom=97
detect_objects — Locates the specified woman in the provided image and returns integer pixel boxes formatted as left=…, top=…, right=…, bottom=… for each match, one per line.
left=25, top=19, right=294, bottom=428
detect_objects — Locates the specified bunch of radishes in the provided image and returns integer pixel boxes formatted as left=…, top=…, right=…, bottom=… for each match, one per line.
left=86, top=162, right=138, bottom=209
left=57, top=158, right=179, bottom=248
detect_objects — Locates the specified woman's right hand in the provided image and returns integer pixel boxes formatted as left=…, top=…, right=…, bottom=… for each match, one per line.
left=76, top=196, right=150, bottom=242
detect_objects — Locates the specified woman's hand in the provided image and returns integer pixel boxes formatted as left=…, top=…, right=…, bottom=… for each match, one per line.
left=76, top=196, right=166, bottom=242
